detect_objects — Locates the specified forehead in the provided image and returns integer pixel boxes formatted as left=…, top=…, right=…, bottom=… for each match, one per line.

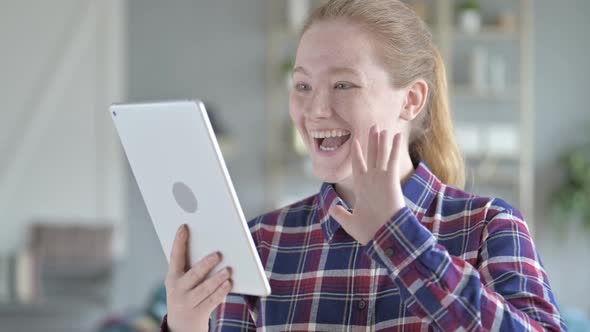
left=295, top=19, right=382, bottom=72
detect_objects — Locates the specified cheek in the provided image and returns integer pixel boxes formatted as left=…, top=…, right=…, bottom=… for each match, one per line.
left=332, top=91, right=374, bottom=129
left=331, top=89, right=362, bottom=108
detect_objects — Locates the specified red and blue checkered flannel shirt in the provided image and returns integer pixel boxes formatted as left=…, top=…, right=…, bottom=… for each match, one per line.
left=162, top=160, right=566, bottom=331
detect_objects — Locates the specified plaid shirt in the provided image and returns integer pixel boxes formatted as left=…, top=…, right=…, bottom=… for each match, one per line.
left=162, top=161, right=566, bottom=331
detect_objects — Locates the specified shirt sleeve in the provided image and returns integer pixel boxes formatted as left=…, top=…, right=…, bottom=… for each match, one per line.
left=160, top=314, right=169, bottom=332
left=213, top=216, right=261, bottom=331
left=364, top=200, right=567, bottom=332
left=158, top=314, right=213, bottom=331
left=159, top=294, right=256, bottom=331
left=212, top=293, right=257, bottom=331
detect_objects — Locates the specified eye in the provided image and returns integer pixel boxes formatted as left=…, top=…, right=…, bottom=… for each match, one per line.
left=294, top=83, right=311, bottom=92
left=334, top=82, right=354, bottom=89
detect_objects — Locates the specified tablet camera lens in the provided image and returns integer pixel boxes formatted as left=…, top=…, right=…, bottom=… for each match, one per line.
left=172, top=181, right=198, bottom=214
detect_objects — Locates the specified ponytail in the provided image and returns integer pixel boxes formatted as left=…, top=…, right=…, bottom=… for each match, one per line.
left=410, top=49, right=465, bottom=189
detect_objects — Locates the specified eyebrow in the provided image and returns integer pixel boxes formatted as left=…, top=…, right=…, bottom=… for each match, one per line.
left=292, top=66, right=364, bottom=80
left=292, top=66, right=309, bottom=76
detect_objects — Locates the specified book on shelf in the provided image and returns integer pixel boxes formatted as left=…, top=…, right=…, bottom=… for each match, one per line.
left=0, top=249, right=40, bottom=305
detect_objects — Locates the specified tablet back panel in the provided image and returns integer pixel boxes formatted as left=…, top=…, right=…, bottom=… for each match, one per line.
left=110, top=100, right=270, bottom=296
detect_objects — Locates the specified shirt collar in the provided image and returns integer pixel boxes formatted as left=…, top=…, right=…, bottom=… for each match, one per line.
left=317, top=160, right=441, bottom=241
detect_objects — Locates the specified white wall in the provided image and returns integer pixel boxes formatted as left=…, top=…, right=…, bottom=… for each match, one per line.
left=0, top=1, right=126, bottom=330
left=0, top=0, right=126, bottom=253
left=111, top=0, right=268, bottom=311
left=532, top=0, right=590, bottom=313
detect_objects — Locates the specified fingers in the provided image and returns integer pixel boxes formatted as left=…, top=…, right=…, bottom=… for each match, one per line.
left=188, top=266, right=232, bottom=308
left=351, top=138, right=367, bottom=176
left=387, top=132, right=402, bottom=174
left=200, top=278, right=233, bottom=313
left=329, top=204, right=353, bottom=226
left=367, top=125, right=378, bottom=169
left=364, top=124, right=402, bottom=171
left=167, top=224, right=188, bottom=280
left=179, top=251, right=222, bottom=291
left=376, top=130, right=390, bottom=170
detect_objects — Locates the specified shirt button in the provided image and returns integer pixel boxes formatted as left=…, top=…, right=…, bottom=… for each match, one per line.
left=358, top=299, right=367, bottom=310
left=384, top=247, right=394, bottom=256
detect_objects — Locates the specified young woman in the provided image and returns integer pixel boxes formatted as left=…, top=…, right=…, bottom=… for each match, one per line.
left=161, top=0, right=566, bottom=331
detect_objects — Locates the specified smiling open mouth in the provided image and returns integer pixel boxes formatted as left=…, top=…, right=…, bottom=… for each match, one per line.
left=310, top=129, right=352, bottom=152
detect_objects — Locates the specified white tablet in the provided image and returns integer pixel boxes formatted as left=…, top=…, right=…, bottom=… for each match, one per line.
left=110, top=100, right=271, bottom=297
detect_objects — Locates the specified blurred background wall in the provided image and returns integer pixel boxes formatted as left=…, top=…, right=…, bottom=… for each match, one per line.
left=112, top=0, right=268, bottom=315
left=532, top=0, right=590, bottom=316
left=0, top=0, right=589, bottom=331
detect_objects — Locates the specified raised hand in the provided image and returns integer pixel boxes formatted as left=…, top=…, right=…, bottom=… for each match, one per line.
left=329, top=125, right=406, bottom=245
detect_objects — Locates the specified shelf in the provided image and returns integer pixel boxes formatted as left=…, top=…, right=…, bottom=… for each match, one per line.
left=451, top=84, right=519, bottom=102
left=464, top=153, right=520, bottom=163
left=469, top=172, right=518, bottom=187
left=466, top=159, right=521, bottom=187
left=453, top=27, right=518, bottom=41
left=0, top=299, right=103, bottom=314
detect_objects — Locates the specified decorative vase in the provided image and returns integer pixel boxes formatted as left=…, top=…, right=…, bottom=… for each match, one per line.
left=459, top=9, right=482, bottom=35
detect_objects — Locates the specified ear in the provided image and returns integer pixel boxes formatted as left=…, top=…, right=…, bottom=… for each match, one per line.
left=399, top=79, right=428, bottom=121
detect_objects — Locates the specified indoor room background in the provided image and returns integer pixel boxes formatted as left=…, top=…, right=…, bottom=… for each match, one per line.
left=0, top=0, right=588, bottom=331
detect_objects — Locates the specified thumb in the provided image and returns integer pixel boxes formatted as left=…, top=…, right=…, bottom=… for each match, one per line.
left=329, top=205, right=353, bottom=226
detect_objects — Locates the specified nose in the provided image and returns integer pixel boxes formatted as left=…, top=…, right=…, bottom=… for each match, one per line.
left=305, top=89, right=332, bottom=119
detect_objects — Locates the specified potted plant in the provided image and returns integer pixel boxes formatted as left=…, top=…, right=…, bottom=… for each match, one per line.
left=551, top=145, right=590, bottom=231
left=458, top=0, right=482, bottom=35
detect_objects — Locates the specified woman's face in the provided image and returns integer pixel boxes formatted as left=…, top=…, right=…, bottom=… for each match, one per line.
left=290, top=19, right=408, bottom=183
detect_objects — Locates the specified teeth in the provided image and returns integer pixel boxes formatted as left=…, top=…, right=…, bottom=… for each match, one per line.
left=320, top=145, right=337, bottom=151
left=310, top=129, right=350, bottom=139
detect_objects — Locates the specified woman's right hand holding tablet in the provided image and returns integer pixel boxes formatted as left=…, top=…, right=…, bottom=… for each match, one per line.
left=165, top=224, right=233, bottom=332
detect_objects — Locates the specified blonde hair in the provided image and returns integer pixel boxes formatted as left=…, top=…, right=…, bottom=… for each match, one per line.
left=301, top=0, right=465, bottom=189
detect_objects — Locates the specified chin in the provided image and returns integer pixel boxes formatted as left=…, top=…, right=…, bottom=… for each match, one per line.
left=312, top=164, right=351, bottom=183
